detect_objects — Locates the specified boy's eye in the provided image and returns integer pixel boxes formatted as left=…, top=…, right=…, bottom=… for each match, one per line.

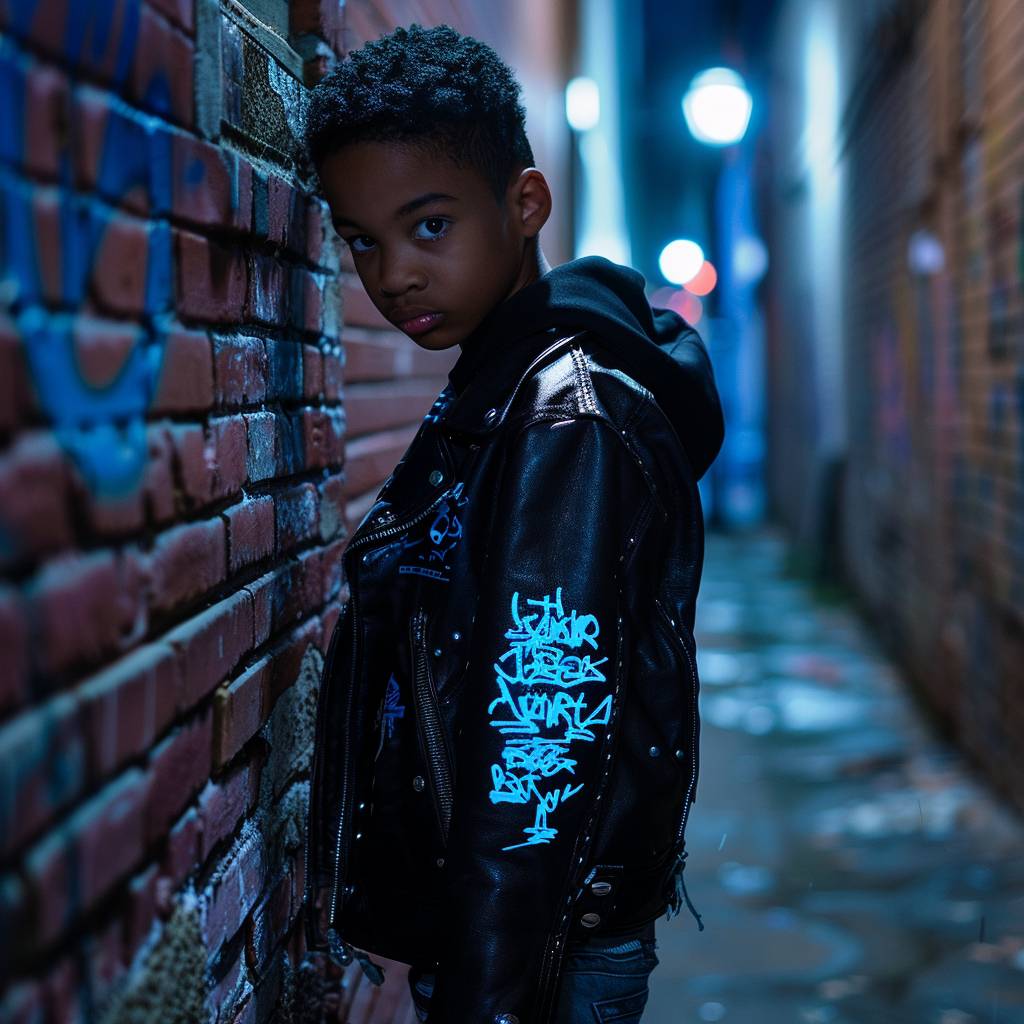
left=414, top=217, right=451, bottom=241
left=344, top=217, right=451, bottom=255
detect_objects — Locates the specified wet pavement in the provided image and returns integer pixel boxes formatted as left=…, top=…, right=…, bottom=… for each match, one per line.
left=645, top=528, right=1024, bottom=1024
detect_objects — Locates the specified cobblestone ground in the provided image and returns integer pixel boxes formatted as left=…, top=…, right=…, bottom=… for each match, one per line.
left=645, top=529, right=1024, bottom=1024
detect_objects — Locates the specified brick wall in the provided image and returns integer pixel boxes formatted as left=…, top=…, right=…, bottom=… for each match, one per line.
left=0, top=1, right=571, bottom=1021
left=762, top=0, right=1024, bottom=810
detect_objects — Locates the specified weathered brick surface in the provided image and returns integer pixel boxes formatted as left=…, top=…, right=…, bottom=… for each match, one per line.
left=0, top=1, right=523, bottom=1020
left=764, top=2, right=1024, bottom=813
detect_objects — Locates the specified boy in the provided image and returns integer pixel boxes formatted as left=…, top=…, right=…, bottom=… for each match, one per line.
left=302, top=23, right=724, bottom=1024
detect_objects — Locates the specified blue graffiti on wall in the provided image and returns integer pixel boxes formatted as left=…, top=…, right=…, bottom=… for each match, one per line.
left=487, top=587, right=611, bottom=851
left=0, top=2, right=249, bottom=497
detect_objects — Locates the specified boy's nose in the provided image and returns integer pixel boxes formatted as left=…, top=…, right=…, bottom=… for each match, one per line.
left=378, top=253, right=427, bottom=298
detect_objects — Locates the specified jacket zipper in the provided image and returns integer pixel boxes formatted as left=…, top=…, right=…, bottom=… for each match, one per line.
left=655, top=596, right=700, bottom=848
left=326, top=489, right=458, bottom=925
left=411, top=606, right=454, bottom=844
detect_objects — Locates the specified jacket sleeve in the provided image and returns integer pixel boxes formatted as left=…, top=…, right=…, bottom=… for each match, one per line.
left=426, top=414, right=652, bottom=1023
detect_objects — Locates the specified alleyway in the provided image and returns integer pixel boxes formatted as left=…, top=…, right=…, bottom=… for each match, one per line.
left=646, top=529, right=1024, bottom=1024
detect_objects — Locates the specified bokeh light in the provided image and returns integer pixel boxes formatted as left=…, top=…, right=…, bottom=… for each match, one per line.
left=658, top=239, right=705, bottom=285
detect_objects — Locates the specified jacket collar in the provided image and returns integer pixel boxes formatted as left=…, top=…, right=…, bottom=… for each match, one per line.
left=438, top=326, right=586, bottom=436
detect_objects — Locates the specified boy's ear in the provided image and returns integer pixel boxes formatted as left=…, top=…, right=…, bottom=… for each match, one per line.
left=508, top=167, right=551, bottom=240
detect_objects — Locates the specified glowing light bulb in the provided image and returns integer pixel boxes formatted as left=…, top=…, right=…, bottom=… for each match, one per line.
left=565, top=77, right=600, bottom=132
left=658, top=239, right=705, bottom=286
left=682, top=67, right=753, bottom=146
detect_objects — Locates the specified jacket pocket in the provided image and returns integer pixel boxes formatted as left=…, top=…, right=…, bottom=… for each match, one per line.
left=409, top=606, right=455, bottom=845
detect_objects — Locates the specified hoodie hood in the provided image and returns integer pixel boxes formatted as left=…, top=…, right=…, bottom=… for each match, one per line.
left=448, top=255, right=725, bottom=480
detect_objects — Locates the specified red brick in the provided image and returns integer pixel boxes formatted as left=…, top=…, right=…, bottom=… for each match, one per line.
left=91, top=213, right=149, bottom=314
left=176, top=230, right=247, bottom=323
left=23, top=58, right=69, bottom=180
left=224, top=495, right=275, bottom=575
left=28, top=189, right=61, bottom=303
left=265, top=175, right=294, bottom=246
left=302, top=408, right=345, bottom=469
left=78, top=642, right=181, bottom=780
left=243, top=559, right=322, bottom=653
left=148, top=518, right=226, bottom=615
left=171, top=418, right=246, bottom=509
left=302, top=343, right=324, bottom=399
left=213, top=656, right=270, bottom=767
left=341, top=333, right=402, bottom=382
left=198, top=763, right=254, bottom=861
left=342, top=430, right=417, bottom=489
left=163, top=805, right=202, bottom=888
left=214, top=335, right=268, bottom=407
left=0, top=432, right=75, bottom=570
left=132, top=4, right=194, bottom=127
left=210, top=415, right=248, bottom=500
left=143, top=423, right=178, bottom=524
left=152, top=328, right=214, bottom=413
left=145, top=708, right=212, bottom=844
left=265, top=339, right=303, bottom=401
left=291, top=269, right=323, bottom=335
left=341, top=276, right=390, bottom=328
left=73, top=86, right=168, bottom=214
left=74, top=474, right=145, bottom=537
left=0, top=314, right=37, bottom=435
left=245, top=571, right=279, bottom=648
left=276, top=483, right=318, bottom=553
left=172, top=134, right=251, bottom=232
left=165, top=590, right=255, bottom=711
left=43, top=955, right=86, bottom=1024
left=305, top=199, right=325, bottom=267
left=318, top=473, right=345, bottom=541
left=244, top=412, right=277, bottom=483
left=70, top=318, right=138, bottom=388
left=0, top=694, right=86, bottom=858
left=86, top=914, right=128, bottom=1004
left=26, top=769, right=148, bottom=946
left=201, top=827, right=265, bottom=951
left=148, top=0, right=194, bottom=33
left=246, top=252, right=287, bottom=326
left=0, top=586, right=29, bottom=716
left=346, top=381, right=439, bottom=436
left=125, top=862, right=161, bottom=959
left=30, top=547, right=148, bottom=676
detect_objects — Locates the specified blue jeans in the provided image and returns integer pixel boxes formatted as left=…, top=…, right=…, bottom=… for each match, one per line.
left=408, top=918, right=659, bottom=1022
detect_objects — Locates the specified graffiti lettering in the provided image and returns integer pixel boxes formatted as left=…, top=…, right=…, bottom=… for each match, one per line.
left=487, top=588, right=609, bottom=851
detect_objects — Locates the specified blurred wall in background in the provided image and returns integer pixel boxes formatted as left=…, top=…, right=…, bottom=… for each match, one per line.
left=0, top=1, right=575, bottom=1020
left=761, top=0, right=1024, bottom=810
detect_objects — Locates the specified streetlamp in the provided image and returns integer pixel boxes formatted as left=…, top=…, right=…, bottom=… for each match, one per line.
left=682, top=67, right=753, bottom=147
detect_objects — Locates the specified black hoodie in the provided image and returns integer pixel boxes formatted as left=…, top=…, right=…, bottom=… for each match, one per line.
left=447, top=255, right=725, bottom=480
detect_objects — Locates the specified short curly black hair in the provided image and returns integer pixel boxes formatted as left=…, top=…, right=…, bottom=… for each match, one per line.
left=303, top=23, right=535, bottom=203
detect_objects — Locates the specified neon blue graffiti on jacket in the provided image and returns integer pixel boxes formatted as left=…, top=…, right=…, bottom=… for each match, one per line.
left=397, top=481, right=468, bottom=582
left=487, top=587, right=611, bottom=851
left=382, top=673, right=405, bottom=739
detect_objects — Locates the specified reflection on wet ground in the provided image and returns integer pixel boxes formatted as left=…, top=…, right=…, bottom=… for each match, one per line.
left=646, top=529, right=1024, bottom=1024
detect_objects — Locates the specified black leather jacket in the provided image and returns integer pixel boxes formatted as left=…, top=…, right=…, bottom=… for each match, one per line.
left=304, top=257, right=725, bottom=1022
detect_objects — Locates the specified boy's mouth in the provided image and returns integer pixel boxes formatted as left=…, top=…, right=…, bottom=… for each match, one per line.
left=394, top=311, right=444, bottom=337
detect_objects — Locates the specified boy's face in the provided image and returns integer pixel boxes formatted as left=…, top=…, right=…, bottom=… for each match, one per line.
left=317, top=140, right=550, bottom=351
